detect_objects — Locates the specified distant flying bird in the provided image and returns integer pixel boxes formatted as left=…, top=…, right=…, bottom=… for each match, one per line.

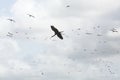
left=27, top=14, right=35, bottom=18
left=29, top=27, right=32, bottom=29
left=97, top=26, right=100, bottom=28
left=51, top=25, right=63, bottom=40
left=41, top=72, right=44, bottom=75
left=66, top=5, right=70, bottom=7
left=85, top=32, right=92, bottom=35
left=97, top=34, right=102, bottom=36
left=111, top=28, right=118, bottom=32
left=6, top=32, right=13, bottom=37
left=7, top=19, right=15, bottom=22
left=77, top=28, right=81, bottom=30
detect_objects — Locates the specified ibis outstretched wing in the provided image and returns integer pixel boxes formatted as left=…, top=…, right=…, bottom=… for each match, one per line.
left=57, top=33, right=63, bottom=39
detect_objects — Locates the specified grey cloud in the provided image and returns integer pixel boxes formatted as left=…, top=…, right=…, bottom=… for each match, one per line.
left=104, top=8, right=120, bottom=21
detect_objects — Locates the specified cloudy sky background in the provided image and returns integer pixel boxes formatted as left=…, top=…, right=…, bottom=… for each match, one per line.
left=0, top=0, right=120, bottom=80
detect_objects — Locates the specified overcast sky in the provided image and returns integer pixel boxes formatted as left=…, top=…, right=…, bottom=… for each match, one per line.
left=0, top=0, right=120, bottom=80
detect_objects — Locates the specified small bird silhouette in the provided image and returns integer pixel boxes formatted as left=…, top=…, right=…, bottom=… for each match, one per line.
left=7, top=32, right=13, bottom=37
left=77, top=28, right=81, bottom=30
left=111, top=28, right=118, bottom=32
left=66, top=5, right=70, bottom=7
left=97, top=34, right=102, bottom=36
left=7, top=19, right=15, bottom=22
left=51, top=25, right=63, bottom=40
left=85, top=32, right=92, bottom=35
left=27, top=14, right=35, bottom=18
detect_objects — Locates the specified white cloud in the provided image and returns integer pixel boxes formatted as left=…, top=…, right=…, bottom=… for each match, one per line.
left=0, top=65, right=8, bottom=77
left=0, top=0, right=120, bottom=80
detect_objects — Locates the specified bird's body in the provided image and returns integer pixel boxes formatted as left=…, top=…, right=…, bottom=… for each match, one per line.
left=7, top=19, right=15, bottom=22
left=111, top=28, right=118, bottom=32
left=51, top=25, right=63, bottom=40
left=85, top=32, right=92, bottom=35
left=7, top=32, right=13, bottom=37
left=66, top=5, right=70, bottom=7
left=27, top=14, right=35, bottom=18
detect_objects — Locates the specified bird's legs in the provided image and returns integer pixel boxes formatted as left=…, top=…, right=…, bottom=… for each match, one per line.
left=50, top=34, right=56, bottom=39
left=51, top=34, right=56, bottom=37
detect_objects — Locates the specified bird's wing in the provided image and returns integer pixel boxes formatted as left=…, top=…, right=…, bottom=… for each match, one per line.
left=8, top=19, right=12, bottom=21
left=27, top=14, right=35, bottom=18
left=27, top=14, right=30, bottom=16
left=12, top=20, right=15, bottom=22
left=31, top=15, right=35, bottom=18
left=7, top=19, right=15, bottom=22
left=57, top=33, right=63, bottom=39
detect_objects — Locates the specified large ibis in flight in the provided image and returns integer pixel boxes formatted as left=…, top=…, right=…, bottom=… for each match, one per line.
left=50, top=25, right=63, bottom=40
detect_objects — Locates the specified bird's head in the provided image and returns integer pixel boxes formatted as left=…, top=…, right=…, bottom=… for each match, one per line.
left=51, top=25, right=54, bottom=28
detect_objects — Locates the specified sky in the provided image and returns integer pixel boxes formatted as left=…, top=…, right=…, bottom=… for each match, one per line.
left=0, top=0, right=120, bottom=80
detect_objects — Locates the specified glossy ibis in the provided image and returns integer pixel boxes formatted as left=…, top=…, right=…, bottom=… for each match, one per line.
left=51, top=25, right=63, bottom=40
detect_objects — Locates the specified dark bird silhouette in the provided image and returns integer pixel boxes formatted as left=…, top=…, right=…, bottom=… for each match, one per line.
left=51, top=25, right=63, bottom=40
left=85, top=32, right=92, bottom=35
left=111, top=28, right=118, bottom=32
left=66, top=5, right=70, bottom=7
left=27, top=14, right=35, bottom=18
left=7, top=19, right=15, bottom=22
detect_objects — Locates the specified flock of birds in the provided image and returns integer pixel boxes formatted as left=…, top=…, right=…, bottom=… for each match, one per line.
left=6, top=12, right=67, bottom=40
left=1, top=4, right=119, bottom=78
left=5, top=4, right=71, bottom=40
left=5, top=3, right=120, bottom=41
left=6, top=14, right=119, bottom=41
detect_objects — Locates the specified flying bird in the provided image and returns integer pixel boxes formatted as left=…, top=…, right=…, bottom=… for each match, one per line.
left=77, top=28, right=81, bottom=30
left=97, top=34, right=102, bottom=36
left=85, top=32, right=92, bottom=35
left=50, top=25, right=63, bottom=40
left=111, top=28, right=118, bottom=32
left=27, top=14, right=35, bottom=18
left=7, top=19, right=15, bottom=22
left=66, top=5, right=70, bottom=7
left=6, top=32, right=13, bottom=37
